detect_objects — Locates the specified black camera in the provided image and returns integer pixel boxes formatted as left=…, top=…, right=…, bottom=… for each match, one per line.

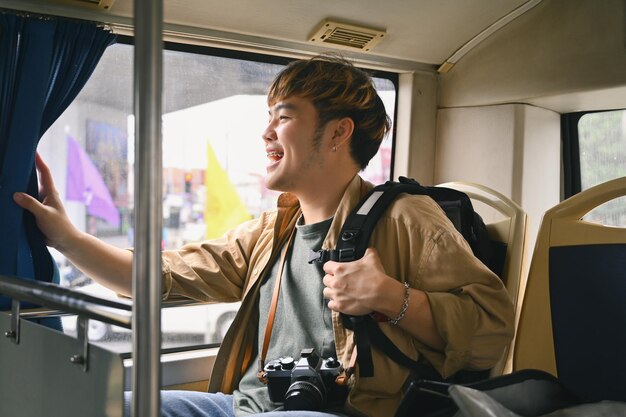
left=264, top=348, right=348, bottom=411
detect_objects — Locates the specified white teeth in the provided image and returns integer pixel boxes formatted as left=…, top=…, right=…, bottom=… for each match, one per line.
left=267, top=151, right=284, bottom=160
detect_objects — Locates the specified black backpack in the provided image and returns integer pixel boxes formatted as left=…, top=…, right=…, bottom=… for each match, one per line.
left=309, top=177, right=501, bottom=379
left=395, top=369, right=583, bottom=417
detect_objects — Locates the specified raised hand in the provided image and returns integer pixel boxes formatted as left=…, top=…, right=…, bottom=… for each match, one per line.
left=13, top=153, right=80, bottom=252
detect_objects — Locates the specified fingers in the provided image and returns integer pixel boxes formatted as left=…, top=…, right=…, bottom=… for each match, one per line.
left=322, top=286, right=333, bottom=301
left=322, top=248, right=389, bottom=316
left=13, top=192, right=43, bottom=215
left=322, top=284, right=342, bottom=313
left=322, top=272, right=345, bottom=290
left=322, top=260, right=336, bottom=274
left=323, top=272, right=342, bottom=312
left=35, top=152, right=56, bottom=192
left=323, top=265, right=359, bottom=314
left=323, top=278, right=370, bottom=316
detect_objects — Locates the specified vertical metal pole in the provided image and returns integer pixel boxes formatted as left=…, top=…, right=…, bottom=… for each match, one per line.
left=132, top=0, right=163, bottom=416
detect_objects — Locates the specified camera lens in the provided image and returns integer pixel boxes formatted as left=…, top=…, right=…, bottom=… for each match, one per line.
left=284, top=380, right=325, bottom=411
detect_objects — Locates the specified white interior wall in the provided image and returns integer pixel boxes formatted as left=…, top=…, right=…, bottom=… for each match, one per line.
left=434, top=104, right=560, bottom=249
left=394, top=70, right=438, bottom=184
left=519, top=105, right=562, bottom=241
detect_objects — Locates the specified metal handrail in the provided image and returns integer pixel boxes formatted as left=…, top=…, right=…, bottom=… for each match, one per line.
left=12, top=297, right=204, bottom=321
left=0, top=274, right=132, bottom=328
left=133, top=0, right=163, bottom=415
left=17, top=302, right=205, bottom=323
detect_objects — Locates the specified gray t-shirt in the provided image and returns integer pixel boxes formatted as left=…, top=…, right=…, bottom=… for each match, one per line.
left=234, top=216, right=336, bottom=415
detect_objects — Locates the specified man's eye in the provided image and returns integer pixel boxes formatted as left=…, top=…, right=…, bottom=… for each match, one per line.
left=279, top=115, right=290, bottom=120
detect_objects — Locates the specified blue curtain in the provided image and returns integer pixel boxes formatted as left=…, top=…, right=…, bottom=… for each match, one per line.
left=0, top=11, right=117, bottom=311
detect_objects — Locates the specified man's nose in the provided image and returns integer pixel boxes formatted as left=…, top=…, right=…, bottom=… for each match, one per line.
left=262, top=122, right=276, bottom=142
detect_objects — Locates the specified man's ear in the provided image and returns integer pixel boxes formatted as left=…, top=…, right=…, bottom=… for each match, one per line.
left=333, top=117, right=354, bottom=148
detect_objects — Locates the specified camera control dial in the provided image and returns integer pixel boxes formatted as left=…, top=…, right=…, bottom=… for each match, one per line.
left=279, top=356, right=295, bottom=370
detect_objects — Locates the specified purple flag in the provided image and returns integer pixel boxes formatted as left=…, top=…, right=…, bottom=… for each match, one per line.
left=66, top=136, right=120, bottom=228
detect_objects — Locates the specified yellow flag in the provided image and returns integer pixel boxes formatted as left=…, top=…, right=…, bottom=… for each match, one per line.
left=205, top=142, right=251, bottom=239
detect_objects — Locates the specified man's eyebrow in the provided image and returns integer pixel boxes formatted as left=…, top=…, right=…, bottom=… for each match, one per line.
left=270, top=102, right=297, bottom=113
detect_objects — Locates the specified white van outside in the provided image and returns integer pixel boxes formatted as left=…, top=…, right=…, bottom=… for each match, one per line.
left=61, top=283, right=240, bottom=344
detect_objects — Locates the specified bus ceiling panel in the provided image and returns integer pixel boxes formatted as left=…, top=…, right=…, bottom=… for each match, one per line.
left=438, top=0, right=626, bottom=112
left=2, top=0, right=533, bottom=66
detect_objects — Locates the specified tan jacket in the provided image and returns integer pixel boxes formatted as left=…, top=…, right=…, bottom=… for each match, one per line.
left=162, top=176, right=514, bottom=417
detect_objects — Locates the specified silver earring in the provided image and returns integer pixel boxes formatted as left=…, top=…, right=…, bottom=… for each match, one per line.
left=332, top=145, right=337, bottom=152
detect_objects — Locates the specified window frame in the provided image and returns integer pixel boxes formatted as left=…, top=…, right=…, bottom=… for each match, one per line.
left=561, top=108, right=625, bottom=199
left=56, top=36, right=400, bottom=352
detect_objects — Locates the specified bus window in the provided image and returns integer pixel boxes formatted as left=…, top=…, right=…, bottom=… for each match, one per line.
left=38, top=39, right=396, bottom=351
left=577, top=110, right=626, bottom=227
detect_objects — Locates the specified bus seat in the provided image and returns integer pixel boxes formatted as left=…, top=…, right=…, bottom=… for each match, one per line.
left=437, top=181, right=528, bottom=376
left=513, top=176, right=626, bottom=402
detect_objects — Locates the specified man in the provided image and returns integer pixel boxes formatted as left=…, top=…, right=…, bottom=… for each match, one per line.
left=14, top=56, right=514, bottom=417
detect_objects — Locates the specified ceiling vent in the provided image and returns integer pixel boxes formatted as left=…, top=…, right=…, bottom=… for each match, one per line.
left=74, top=0, right=116, bottom=10
left=308, top=20, right=385, bottom=52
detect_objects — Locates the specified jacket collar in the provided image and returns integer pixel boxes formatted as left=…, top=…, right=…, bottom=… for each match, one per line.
left=273, top=191, right=301, bottom=248
left=273, top=175, right=374, bottom=249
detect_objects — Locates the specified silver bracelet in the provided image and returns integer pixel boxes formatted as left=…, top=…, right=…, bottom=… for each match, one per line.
left=389, top=282, right=410, bottom=325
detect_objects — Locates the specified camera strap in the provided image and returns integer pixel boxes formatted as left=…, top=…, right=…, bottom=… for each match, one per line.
left=255, top=217, right=359, bottom=387
left=335, top=343, right=358, bottom=386
left=257, top=226, right=297, bottom=384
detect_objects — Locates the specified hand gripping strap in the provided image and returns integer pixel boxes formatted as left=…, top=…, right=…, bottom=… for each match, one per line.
left=321, top=178, right=492, bottom=382
left=335, top=179, right=429, bottom=377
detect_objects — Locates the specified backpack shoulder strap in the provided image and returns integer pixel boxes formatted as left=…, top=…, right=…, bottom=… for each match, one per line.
left=309, top=178, right=429, bottom=377
left=309, top=177, right=428, bottom=264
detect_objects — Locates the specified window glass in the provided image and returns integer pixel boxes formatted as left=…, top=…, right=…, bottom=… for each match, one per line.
left=577, top=110, right=626, bottom=227
left=39, top=42, right=397, bottom=351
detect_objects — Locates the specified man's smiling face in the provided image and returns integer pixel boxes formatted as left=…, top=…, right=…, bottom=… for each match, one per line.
left=262, top=96, right=330, bottom=194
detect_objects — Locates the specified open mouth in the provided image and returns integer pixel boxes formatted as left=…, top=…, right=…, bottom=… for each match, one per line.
left=267, top=151, right=284, bottom=164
